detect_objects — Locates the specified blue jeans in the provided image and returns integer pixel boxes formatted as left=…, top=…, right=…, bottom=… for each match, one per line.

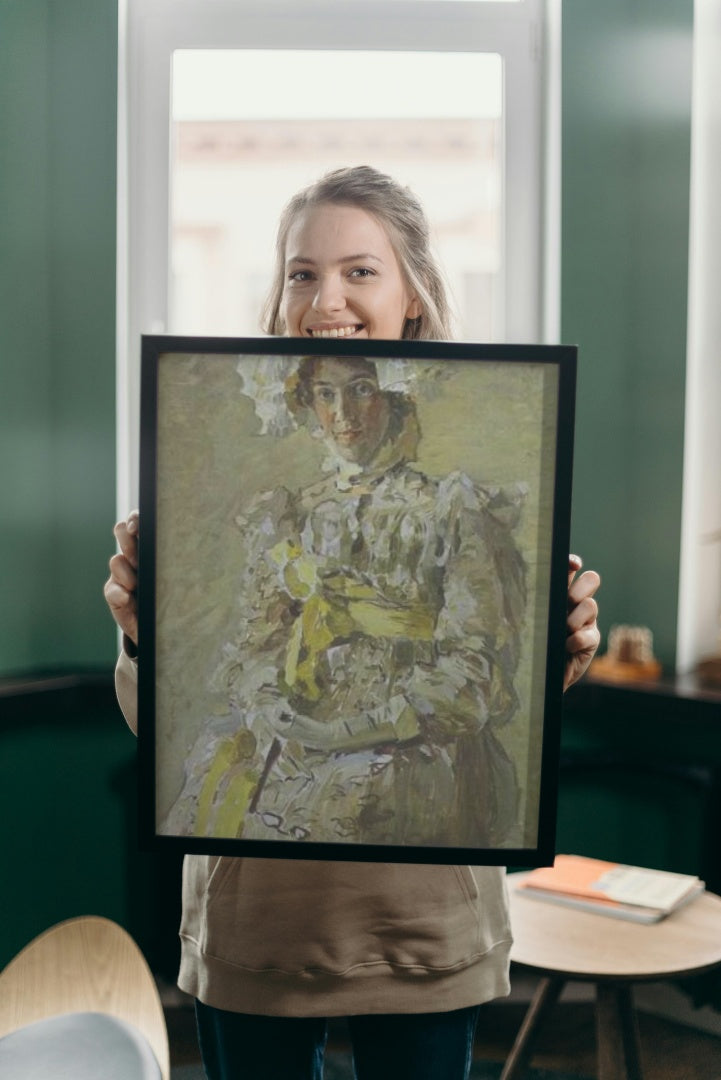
left=195, top=1000, right=481, bottom=1080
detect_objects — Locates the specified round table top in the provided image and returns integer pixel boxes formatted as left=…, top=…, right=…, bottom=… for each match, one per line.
left=508, top=872, right=721, bottom=981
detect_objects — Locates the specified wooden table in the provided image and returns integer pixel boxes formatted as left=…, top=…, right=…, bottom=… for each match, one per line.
left=502, top=873, right=721, bottom=1080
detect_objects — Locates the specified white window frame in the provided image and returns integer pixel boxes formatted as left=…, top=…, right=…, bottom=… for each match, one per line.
left=677, top=0, right=721, bottom=674
left=116, top=0, right=559, bottom=512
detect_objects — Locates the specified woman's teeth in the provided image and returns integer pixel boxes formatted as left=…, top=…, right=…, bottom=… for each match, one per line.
left=310, top=325, right=360, bottom=338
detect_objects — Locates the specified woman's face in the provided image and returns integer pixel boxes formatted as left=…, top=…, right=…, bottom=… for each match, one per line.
left=281, top=203, right=421, bottom=340
left=308, top=359, right=391, bottom=466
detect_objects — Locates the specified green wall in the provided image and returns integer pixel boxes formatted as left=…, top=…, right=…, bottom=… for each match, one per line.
left=0, top=0, right=129, bottom=970
left=0, top=0, right=118, bottom=676
left=0, top=683, right=184, bottom=974
left=562, top=0, right=693, bottom=669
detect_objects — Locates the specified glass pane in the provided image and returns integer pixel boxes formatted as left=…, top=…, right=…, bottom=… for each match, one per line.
left=334, top=1, right=521, bottom=3
left=170, top=50, right=503, bottom=340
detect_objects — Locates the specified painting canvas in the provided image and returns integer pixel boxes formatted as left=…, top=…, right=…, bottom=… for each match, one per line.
left=138, top=336, right=576, bottom=865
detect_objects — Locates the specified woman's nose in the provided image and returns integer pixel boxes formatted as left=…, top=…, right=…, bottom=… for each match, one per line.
left=312, top=274, right=345, bottom=315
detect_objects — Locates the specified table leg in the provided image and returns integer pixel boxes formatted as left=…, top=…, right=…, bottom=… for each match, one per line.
left=499, top=976, right=565, bottom=1080
left=596, top=982, right=643, bottom=1080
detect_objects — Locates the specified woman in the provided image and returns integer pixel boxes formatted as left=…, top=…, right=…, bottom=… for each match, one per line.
left=106, top=166, right=600, bottom=1080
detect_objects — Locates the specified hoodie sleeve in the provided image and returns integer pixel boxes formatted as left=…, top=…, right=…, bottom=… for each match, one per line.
left=115, top=643, right=139, bottom=736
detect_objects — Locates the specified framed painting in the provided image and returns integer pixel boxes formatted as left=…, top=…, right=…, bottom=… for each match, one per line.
left=137, top=336, right=576, bottom=865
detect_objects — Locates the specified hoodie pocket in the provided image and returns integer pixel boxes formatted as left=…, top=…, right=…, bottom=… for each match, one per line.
left=183, top=857, right=509, bottom=976
left=453, top=864, right=480, bottom=905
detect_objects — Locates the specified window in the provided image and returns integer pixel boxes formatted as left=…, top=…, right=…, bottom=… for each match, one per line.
left=117, top=0, right=557, bottom=510
left=169, top=49, right=503, bottom=340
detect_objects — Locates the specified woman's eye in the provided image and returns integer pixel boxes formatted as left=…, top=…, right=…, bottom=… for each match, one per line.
left=314, top=387, right=335, bottom=404
left=349, top=267, right=374, bottom=279
left=352, top=381, right=376, bottom=398
left=288, top=270, right=313, bottom=283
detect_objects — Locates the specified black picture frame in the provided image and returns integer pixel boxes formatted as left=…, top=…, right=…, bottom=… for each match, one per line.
left=138, top=335, right=576, bottom=866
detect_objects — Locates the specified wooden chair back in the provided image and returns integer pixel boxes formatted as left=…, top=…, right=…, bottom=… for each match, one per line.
left=0, top=915, right=169, bottom=1080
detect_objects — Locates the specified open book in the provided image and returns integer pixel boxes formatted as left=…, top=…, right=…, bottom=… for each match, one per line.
left=515, top=854, right=705, bottom=923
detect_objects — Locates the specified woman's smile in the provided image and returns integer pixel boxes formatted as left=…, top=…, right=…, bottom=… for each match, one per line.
left=307, top=323, right=365, bottom=339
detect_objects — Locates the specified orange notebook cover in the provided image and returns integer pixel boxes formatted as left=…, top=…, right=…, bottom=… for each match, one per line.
left=519, top=854, right=701, bottom=913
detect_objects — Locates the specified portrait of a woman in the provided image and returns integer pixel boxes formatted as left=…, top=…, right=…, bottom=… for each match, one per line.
left=161, top=348, right=527, bottom=851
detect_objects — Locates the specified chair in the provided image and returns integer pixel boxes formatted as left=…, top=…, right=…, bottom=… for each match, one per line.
left=0, top=915, right=170, bottom=1079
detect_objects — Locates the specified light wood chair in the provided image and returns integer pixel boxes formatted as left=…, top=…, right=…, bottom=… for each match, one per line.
left=0, top=915, right=170, bottom=1079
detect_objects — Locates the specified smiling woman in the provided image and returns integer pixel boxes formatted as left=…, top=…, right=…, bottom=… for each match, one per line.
left=107, top=155, right=597, bottom=1080
left=263, top=167, right=449, bottom=341
left=282, top=205, right=421, bottom=340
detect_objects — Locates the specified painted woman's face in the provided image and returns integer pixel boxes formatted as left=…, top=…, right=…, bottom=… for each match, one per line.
left=281, top=203, right=421, bottom=341
left=309, top=359, right=391, bottom=466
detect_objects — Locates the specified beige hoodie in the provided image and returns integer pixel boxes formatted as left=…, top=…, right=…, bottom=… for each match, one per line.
left=116, top=650, right=512, bottom=1016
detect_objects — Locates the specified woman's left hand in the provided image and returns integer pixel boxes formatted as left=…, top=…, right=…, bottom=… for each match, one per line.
left=564, top=554, right=601, bottom=691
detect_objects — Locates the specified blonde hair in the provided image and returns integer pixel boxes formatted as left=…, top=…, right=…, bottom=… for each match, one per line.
left=262, top=165, right=453, bottom=341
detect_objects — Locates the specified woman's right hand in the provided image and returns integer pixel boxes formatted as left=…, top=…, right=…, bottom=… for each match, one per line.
left=103, top=510, right=139, bottom=646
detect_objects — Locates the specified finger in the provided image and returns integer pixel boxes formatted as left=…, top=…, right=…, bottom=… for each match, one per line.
left=566, top=623, right=601, bottom=657
left=566, top=594, right=599, bottom=634
left=568, top=568, right=601, bottom=607
left=103, top=580, right=139, bottom=642
left=113, top=518, right=139, bottom=568
left=567, top=553, right=583, bottom=588
left=103, top=577, right=133, bottom=613
left=108, top=552, right=137, bottom=592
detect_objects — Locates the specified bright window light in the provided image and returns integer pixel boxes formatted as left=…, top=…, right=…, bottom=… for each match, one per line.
left=170, top=50, right=504, bottom=341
